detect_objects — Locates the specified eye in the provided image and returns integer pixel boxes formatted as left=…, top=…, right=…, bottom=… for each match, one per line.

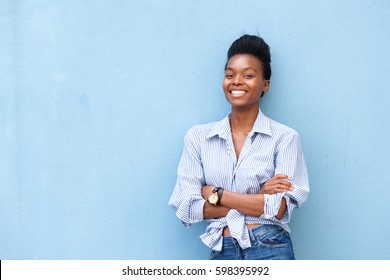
left=225, top=73, right=234, bottom=79
left=244, top=74, right=254, bottom=79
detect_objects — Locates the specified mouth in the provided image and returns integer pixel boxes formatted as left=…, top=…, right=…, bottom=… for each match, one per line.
left=230, top=90, right=247, bottom=97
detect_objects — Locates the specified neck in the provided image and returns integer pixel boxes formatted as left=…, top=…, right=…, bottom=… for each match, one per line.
left=230, top=107, right=259, bottom=133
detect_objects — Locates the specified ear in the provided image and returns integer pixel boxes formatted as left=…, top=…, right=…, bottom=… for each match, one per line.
left=260, top=80, right=270, bottom=97
left=263, top=80, right=270, bottom=93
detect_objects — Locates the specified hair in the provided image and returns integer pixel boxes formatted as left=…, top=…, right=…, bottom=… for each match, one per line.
left=225, top=34, right=271, bottom=80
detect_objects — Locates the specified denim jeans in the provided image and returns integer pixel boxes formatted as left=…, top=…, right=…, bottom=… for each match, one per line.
left=210, top=225, right=295, bottom=260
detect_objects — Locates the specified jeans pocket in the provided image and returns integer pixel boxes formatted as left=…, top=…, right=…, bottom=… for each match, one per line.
left=254, top=226, right=290, bottom=248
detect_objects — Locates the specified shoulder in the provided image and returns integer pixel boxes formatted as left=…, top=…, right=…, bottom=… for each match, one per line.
left=185, top=121, right=220, bottom=140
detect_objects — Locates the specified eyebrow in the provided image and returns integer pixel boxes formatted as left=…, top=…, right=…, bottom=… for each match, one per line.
left=225, top=67, right=258, bottom=72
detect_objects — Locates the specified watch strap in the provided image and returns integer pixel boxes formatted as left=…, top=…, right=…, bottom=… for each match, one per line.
left=217, top=187, right=224, bottom=205
left=212, top=187, right=219, bottom=193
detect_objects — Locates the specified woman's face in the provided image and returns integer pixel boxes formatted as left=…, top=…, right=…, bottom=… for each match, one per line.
left=223, top=54, right=270, bottom=110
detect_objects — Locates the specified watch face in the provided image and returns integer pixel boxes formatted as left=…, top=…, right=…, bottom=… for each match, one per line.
left=208, top=193, right=218, bottom=204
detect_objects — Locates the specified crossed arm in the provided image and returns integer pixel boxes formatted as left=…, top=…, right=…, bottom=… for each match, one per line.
left=202, top=174, right=293, bottom=220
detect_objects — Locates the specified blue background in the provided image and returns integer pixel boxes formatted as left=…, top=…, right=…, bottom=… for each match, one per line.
left=1, top=0, right=389, bottom=260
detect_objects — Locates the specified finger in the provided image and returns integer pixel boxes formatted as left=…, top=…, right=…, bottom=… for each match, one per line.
left=273, top=181, right=294, bottom=192
left=274, top=174, right=290, bottom=180
left=276, top=186, right=288, bottom=192
left=279, top=182, right=294, bottom=191
left=266, top=176, right=286, bottom=185
left=277, top=179, right=292, bottom=188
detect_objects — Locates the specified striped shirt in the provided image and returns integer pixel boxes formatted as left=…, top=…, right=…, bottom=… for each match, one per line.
left=169, top=109, right=309, bottom=251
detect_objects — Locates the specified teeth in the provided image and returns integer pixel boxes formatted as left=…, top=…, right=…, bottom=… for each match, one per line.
left=231, top=90, right=246, bottom=95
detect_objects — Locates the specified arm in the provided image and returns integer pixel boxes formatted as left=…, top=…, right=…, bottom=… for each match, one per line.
left=276, top=197, right=287, bottom=220
left=203, top=191, right=264, bottom=218
left=217, top=191, right=265, bottom=217
left=203, top=202, right=230, bottom=219
left=202, top=174, right=292, bottom=219
left=263, top=132, right=310, bottom=221
left=168, top=128, right=206, bottom=226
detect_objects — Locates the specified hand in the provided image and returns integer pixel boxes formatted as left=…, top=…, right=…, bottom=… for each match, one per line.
left=201, top=185, right=215, bottom=200
left=260, top=174, right=294, bottom=195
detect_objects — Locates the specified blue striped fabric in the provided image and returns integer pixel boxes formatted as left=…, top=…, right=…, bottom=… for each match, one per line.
left=169, top=109, right=309, bottom=251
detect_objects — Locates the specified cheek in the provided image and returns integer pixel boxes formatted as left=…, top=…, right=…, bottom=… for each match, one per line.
left=222, top=80, right=230, bottom=92
left=254, top=80, right=266, bottom=93
left=222, top=79, right=228, bottom=87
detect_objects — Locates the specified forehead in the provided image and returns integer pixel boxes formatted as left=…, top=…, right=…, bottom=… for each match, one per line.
left=226, top=54, right=263, bottom=71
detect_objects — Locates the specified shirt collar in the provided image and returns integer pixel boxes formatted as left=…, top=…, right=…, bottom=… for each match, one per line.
left=206, top=109, right=272, bottom=139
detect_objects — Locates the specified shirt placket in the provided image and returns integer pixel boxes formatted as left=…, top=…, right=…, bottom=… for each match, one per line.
left=225, top=139, right=237, bottom=192
left=227, top=132, right=255, bottom=192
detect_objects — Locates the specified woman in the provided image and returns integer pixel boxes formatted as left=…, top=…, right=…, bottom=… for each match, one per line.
left=169, top=34, right=309, bottom=260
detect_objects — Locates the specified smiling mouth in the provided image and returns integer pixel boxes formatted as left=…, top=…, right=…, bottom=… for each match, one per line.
left=230, top=90, right=247, bottom=97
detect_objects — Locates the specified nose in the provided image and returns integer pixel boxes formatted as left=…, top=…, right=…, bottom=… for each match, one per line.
left=232, top=75, right=243, bottom=85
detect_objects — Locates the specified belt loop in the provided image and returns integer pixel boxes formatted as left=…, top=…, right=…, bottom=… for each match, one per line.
left=248, top=227, right=256, bottom=243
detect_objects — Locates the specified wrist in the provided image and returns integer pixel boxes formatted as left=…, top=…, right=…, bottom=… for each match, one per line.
left=207, top=187, right=224, bottom=206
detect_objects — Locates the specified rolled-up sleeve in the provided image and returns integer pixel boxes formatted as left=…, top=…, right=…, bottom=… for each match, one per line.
left=168, top=128, right=206, bottom=227
left=263, top=131, right=310, bottom=223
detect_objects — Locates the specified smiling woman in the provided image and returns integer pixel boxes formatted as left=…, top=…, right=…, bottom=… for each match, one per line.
left=223, top=54, right=270, bottom=113
left=169, top=34, right=310, bottom=260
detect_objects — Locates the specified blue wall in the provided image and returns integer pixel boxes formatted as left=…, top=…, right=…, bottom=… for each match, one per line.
left=1, top=0, right=389, bottom=260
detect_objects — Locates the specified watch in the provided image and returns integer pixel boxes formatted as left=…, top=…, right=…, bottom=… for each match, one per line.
left=208, top=187, right=224, bottom=206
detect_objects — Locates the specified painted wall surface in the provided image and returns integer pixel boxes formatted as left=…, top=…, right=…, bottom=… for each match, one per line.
left=1, top=0, right=389, bottom=260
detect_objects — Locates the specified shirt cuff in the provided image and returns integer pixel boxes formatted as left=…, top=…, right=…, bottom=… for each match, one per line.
left=262, top=193, right=283, bottom=219
left=177, top=198, right=205, bottom=227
